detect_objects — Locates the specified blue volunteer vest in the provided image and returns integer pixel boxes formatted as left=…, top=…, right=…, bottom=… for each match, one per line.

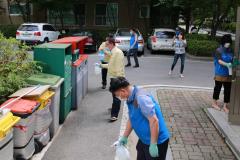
left=130, top=34, right=138, bottom=49
left=214, top=47, right=233, bottom=77
left=127, top=86, right=170, bottom=145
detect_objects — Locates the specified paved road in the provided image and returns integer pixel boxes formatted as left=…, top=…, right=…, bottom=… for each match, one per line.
left=42, top=51, right=215, bottom=160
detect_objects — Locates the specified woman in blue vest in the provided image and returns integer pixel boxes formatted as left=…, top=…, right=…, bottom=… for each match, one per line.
left=212, top=34, right=233, bottom=113
left=126, top=28, right=140, bottom=68
left=110, top=77, right=169, bottom=160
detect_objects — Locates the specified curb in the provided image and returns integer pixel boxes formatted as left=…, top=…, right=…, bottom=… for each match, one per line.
left=186, top=53, right=213, bottom=61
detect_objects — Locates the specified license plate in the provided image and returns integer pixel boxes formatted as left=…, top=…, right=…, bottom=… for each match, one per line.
left=121, top=40, right=129, bottom=45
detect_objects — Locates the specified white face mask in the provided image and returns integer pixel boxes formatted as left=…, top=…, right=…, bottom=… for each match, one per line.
left=224, top=43, right=231, bottom=48
left=116, top=96, right=127, bottom=101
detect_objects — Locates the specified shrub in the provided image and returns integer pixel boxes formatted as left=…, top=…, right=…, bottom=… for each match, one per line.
left=187, top=39, right=219, bottom=57
left=0, top=33, right=41, bottom=104
left=0, top=25, right=19, bottom=38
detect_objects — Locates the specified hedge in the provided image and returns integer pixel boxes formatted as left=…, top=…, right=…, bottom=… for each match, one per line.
left=0, top=25, right=19, bottom=38
left=186, top=34, right=219, bottom=57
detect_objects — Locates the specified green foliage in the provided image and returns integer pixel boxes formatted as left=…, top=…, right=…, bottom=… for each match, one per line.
left=187, top=34, right=219, bottom=57
left=0, top=33, right=41, bottom=104
left=0, top=25, right=19, bottom=38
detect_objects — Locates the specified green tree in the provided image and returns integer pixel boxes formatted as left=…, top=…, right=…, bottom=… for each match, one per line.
left=0, top=33, right=41, bottom=104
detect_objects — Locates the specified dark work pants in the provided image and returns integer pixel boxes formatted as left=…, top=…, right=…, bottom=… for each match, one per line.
left=213, top=80, right=232, bottom=103
left=101, top=62, right=108, bottom=86
left=127, top=48, right=139, bottom=66
left=136, top=139, right=169, bottom=160
left=110, top=79, right=121, bottom=118
left=171, top=54, right=185, bottom=74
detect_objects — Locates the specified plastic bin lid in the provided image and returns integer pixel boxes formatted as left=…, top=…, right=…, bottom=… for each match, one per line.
left=0, top=98, right=40, bottom=114
left=27, top=73, right=61, bottom=86
left=80, top=54, right=88, bottom=60
left=0, top=111, right=20, bottom=138
left=52, top=36, right=88, bottom=43
left=72, top=58, right=84, bottom=67
left=9, top=85, right=50, bottom=98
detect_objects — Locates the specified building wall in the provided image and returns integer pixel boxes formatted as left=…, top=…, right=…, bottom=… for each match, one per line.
left=75, top=0, right=150, bottom=35
left=0, top=0, right=151, bottom=35
left=0, top=0, right=45, bottom=25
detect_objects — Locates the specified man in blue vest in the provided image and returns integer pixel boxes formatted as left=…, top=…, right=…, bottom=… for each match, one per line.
left=109, top=77, right=169, bottom=160
left=126, top=28, right=140, bottom=68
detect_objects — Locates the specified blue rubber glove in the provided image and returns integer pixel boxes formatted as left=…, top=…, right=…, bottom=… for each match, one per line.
left=119, top=136, right=128, bottom=146
left=149, top=143, right=159, bottom=158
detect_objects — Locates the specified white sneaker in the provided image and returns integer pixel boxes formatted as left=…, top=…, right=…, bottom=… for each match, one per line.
left=180, top=74, right=184, bottom=78
left=168, top=70, right=172, bottom=75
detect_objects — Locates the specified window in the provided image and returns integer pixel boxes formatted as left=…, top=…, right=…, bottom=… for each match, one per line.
left=95, top=4, right=107, bottom=25
left=155, top=31, right=175, bottom=39
left=43, top=25, right=55, bottom=31
left=139, top=5, right=150, bottom=18
left=18, top=25, right=39, bottom=31
left=95, top=3, right=118, bottom=26
left=9, top=3, right=32, bottom=16
left=73, top=4, right=86, bottom=26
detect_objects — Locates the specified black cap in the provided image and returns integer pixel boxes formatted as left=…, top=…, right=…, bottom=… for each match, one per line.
left=109, top=77, right=130, bottom=93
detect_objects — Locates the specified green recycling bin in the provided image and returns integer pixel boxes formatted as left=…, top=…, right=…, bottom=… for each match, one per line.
left=26, top=73, right=64, bottom=138
left=34, top=43, right=72, bottom=123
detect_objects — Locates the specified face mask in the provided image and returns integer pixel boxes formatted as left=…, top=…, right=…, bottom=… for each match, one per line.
left=130, top=31, right=133, bottom=35
left=116, top=96, right=127, bottom=101
left=224, top=43, right=231, bottom=48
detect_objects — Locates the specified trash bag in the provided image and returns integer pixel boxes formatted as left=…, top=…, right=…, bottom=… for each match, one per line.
left=113, top=141, right=130, bottom=160
left=94, top=63, right=101, bottom=75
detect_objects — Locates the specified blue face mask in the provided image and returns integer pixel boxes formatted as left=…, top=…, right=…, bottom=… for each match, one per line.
left=130, top=31, right=133, bottom=35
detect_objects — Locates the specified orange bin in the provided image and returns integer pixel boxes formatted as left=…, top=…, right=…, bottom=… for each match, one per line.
left=52, top=36, right=88, bottom=55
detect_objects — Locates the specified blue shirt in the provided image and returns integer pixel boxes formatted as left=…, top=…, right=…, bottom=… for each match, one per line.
left=214, top=46, right=233, bottom=77
left=127, top=86, right=170, bottom=145
left=130, top=34, right=138, bottom=49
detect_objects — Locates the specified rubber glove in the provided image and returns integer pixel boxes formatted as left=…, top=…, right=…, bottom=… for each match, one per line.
left=149, top=143, right=159, bottom=158
left=119, top=136, right=128, bottom=146
left=224, top=63, right=232, bottom=68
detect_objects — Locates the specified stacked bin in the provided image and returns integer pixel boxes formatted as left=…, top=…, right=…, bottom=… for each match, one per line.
left=0, top=98, right=40, bottom=159
left=26, top=73, right=64, bottom=138
left=81, top=55, right=89, bottom=97
left=34, top=43, right=72, bottom=123
left=0, top=109, right=20, bottom=160
left=52, top=36, right=88, bottom=110
left=9, top=86, right=54, bottom=152
left=71, top=58, right=84, bottom=110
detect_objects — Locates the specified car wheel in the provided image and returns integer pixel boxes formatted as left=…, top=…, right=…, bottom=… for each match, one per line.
left=147, top=43, right=150, bottom=50
left=43, top=38, right=49, bottom=43
left=151, top=49, right=155, bottom=54
left=95, top=45, right=98, bottom=52
left=138, top=49, right=144, bottom=57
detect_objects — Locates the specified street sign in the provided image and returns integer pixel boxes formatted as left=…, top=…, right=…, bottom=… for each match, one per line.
left=229, top=7, right=240, bottom=125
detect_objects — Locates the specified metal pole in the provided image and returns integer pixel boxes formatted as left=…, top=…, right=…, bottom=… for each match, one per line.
left=229, top=7, right=240, bottom=125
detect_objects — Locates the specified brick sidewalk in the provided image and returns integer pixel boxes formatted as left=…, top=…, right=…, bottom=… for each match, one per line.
left=157, top=89, right=236, bottom=160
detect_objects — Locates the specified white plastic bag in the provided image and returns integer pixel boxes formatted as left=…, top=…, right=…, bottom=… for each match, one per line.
left=113, top=141, right=130, bottom=160
left=94, top=63, right=101, bottom=75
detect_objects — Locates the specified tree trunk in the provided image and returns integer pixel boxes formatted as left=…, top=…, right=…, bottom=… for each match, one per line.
left=26, top=0, right=31, bottom=22
left=60, top=10, right=64, bottom=30
left=6, top=0, right=13, bottom=24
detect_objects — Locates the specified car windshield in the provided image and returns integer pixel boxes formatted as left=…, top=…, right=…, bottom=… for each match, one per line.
left=155, top=31, right=175, bottom=39
left=116, top=29, right=140, bottom=37
left=18, top=25, right=39, bottom=31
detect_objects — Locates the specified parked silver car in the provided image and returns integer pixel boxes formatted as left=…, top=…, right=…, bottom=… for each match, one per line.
left=114, top=28, right=144, bottom=55
left=147, top=28, right=175, bottom=53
